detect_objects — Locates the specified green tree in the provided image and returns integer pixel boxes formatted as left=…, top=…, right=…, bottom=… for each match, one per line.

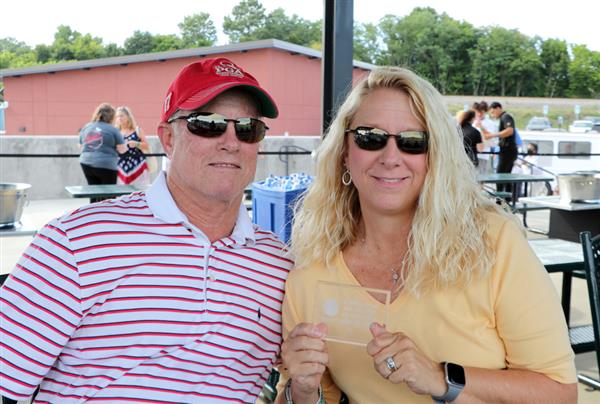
left=152, top=34, right=184, bottom=52
left=178, top=13, right=217, bottom=48
left=568, top=45, right=600, bottom=98
left=104, top=43, right=123, bottom=57
left=223, top=1, right=320, bottom=46
left=471, top=27, right=520, bottom=96
left=71, top=34, right=105, bottom=60
left=262, top=8, right=321, bottom=46
left=51, top=25, right=80, bottom=60
left=540, top=38, right=570, bottom=97
left=223, top=0, right=267, bottom=43
left=0, top=50, right=36, bottom=69
left=378, top=8, right=477, bottom=94
left=354, top=22, right=380, bottom=63
left=34, top=44, right=52, bottom=63
left=124, top=31, right=155, bottom=55
left=507, top=33, right=542, bottom=96
left=0, top=37, right=31, bottom=55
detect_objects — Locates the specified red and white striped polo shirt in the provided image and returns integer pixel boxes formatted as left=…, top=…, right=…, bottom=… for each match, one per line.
left=0, top=173, right=293, bottom=403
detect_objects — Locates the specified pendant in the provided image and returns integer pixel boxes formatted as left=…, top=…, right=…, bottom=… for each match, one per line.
left=391, top=270, right=400, bottom=284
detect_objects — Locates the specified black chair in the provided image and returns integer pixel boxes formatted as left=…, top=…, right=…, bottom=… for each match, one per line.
left=574, top=231, right=600, bottom=390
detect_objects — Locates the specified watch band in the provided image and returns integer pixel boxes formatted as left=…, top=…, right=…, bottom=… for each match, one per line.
left=431, top=362, right=465, bottom=403
left=284, top=379, right=324, bottom=404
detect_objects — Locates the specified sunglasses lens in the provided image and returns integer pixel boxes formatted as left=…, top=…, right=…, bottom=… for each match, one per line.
left=354, top=128, right=388, bottom=150
left=398, top=131, right=427, bottom=154
left=235, top=118, right=266, bottom=144
left=352, top=127, right=427, bottom=154
left=187, top=114, right=227, bottom=137
left=185, top=114, right=266, bottom=143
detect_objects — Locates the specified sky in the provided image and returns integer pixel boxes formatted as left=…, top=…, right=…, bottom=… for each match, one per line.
left=2, top=0, right=599, bottom=52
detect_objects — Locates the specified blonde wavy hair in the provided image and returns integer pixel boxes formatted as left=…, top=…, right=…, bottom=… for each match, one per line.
left=291, top=66, right=516, bottom=294
left=115, top=106, right=139, bottom=132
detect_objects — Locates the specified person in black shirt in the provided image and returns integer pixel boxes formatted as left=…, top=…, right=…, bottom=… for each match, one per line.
left=483, top=101, right=518, bottom=194
left=459, top=109, right=483, bottom=167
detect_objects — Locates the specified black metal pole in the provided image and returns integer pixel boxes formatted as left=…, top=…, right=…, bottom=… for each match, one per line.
left=322, top=0, right=354, bottom=137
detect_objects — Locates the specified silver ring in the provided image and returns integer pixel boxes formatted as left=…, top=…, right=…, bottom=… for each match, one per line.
left=385, top=356, right=398, bottom=373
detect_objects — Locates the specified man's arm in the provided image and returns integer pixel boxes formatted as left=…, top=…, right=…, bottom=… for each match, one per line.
left=482, top=126, right=513, bottom=139
left=0, top=219, right=82, bottom=400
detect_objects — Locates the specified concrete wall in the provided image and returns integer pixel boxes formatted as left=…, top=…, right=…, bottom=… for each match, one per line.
left=0, top=135, right=321, bottom=199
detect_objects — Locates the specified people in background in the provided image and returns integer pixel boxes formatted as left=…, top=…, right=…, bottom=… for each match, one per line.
left=483, top=101, right=518, bottom=194
left=276, top=66, right=576, bottom=403
left=472, top=101, right=497, bottom=173
left=513, top=143, right=552, bottom=196
left=78, top=103, right=127, bottom=201
left=0, top=57, right=292, bottom=403
left=459, top=109, right=483, bottom=166
left=115, top=106, right=152, bottom=185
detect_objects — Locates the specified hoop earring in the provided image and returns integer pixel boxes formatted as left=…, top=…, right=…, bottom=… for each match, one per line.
left=341, top=169, right=352, bottom=186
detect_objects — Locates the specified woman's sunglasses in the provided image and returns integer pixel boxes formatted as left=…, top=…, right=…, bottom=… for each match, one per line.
left=345, top=126, right=428, bottom=154
left=168, top=112, right=268, bottom=144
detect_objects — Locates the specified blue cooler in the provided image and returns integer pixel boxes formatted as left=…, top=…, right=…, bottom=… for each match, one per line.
left=251, top=174, right=313, bottom=243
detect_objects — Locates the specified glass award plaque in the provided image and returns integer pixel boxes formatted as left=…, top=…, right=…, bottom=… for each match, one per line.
left=313, top=280, right=390, bottom=346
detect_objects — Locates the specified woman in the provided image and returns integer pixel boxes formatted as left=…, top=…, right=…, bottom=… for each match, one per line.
left=277, top=67, right=576, bottom=403
left=79, top=103, right=127, bottom=201
left=459, top=109, right=483, bottom=166
left=115, top=106, right=152, bottom=185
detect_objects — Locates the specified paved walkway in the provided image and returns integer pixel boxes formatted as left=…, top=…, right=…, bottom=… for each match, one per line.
left=1, top=200, right=598, bottom=402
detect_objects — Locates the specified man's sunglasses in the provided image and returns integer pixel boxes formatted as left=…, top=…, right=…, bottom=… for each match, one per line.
left=168, top=112, right=268, bottom=143
left=345, top=126, right=428, bottom=154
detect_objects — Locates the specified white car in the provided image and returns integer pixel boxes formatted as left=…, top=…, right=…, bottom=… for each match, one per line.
left=569, top=120, right=594, bottom=133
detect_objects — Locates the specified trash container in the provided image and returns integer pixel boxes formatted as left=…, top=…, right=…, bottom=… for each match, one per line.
left=252, top=174, right=313, bottom=243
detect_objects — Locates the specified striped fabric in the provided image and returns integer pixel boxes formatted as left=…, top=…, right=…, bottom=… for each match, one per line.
left=0, top=175, right=293, bottom=403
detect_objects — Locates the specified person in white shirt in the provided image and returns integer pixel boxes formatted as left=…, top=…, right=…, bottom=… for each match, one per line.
left=472, top=101, right=498, bottom=173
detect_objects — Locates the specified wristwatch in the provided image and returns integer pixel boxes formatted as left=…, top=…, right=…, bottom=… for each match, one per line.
left=284, top=379, right=324, bottom=404
left=431, top=362, right=465, bottom=403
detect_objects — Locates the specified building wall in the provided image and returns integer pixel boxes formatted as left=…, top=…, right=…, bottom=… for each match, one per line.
left=2, top=49, right=369, bottom=137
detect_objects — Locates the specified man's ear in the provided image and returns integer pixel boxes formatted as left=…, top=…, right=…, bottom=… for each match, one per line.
left=157, top=122, right=174, bottom=159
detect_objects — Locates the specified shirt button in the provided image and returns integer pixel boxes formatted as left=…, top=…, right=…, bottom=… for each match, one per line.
left=209, top=274, right=216, bottom=282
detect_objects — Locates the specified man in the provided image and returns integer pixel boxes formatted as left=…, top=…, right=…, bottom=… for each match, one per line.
left=0, top=58, right=293, bottom=403
left=483, top=101, right=518, bottom=194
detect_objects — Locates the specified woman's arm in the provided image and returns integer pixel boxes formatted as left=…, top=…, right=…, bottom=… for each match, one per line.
left=456, top=367, right=576, bottom=404
left=137, top=127, right=150, bottom=151
left=367, top=324, right=576, bottom=404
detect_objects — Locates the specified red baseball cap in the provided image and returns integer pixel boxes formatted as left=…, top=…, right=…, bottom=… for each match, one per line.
left=160, top=57, right=278, bottom=122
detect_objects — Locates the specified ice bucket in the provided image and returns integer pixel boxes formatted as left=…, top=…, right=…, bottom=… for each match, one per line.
left=0, top=183, right=31, bottom=226
left=558, top=172, right=600, bottom=202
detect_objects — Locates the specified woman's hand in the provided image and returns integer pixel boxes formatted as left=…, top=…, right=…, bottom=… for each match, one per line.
left=127, top=140, right=139, bottom=148
left=367, top=323, right=446, bottom=397
left=281, top=323, right=328, bottom=400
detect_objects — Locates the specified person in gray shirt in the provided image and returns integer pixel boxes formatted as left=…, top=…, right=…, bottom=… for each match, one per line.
left=79, top=103, right=127, bottom=201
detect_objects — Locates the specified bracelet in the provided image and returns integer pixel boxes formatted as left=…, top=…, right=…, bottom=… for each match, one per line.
left=284, top=378, right=324, bottom=404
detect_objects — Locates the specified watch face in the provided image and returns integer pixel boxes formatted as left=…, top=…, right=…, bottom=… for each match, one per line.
left=447, top=362, right=466, bottom=385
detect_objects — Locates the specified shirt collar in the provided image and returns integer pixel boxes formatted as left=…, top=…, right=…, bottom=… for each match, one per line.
left=146, top=171, right=256, bottom=246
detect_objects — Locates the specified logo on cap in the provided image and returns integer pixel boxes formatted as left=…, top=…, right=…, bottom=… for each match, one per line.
left=164, top=92, right=172, bottom=114
left=215, top=61, right=244, bottom=78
